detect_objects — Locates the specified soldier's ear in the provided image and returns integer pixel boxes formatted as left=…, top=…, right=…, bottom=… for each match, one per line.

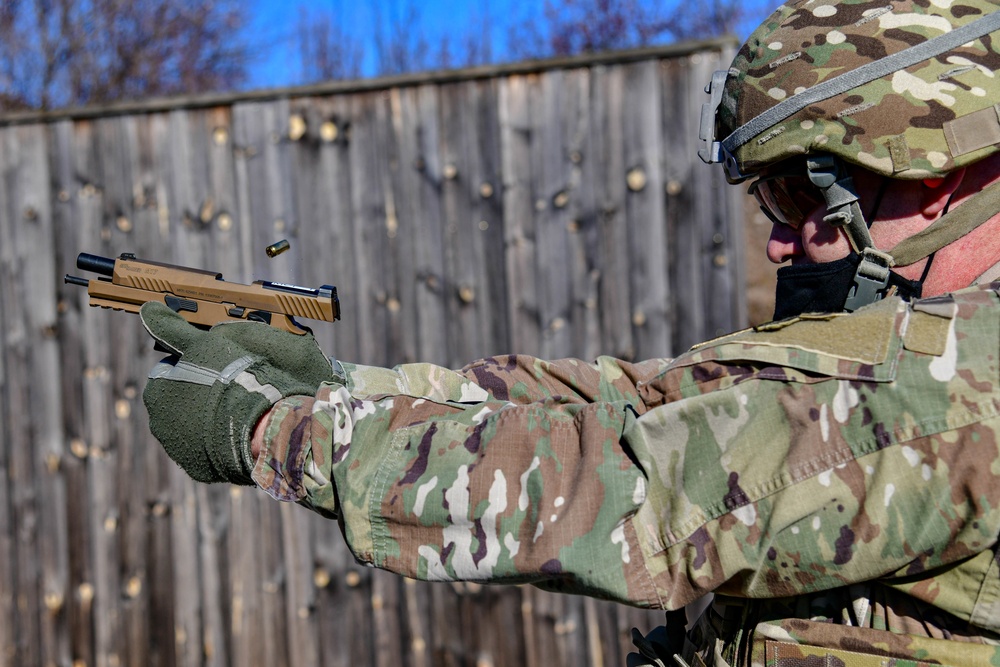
left=921, top=168, right=965, bottom=217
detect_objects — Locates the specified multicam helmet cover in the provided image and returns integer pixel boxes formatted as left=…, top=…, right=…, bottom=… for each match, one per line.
left=701, top=0, right=1000, bottom=182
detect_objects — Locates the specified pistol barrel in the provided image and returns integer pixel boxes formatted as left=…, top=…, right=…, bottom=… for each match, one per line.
left=77, top=253, right=116, bottom=277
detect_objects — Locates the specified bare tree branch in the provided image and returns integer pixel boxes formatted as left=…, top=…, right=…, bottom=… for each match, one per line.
left=509, top=0, right=757, bottom=60
left=296, top=5, right=365, bottom=83
left=371, top=0, right=430, bottom=76
left=0, top=0, right=249, bottom=111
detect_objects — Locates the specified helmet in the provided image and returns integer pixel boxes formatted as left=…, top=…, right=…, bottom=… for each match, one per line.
left=699, top=0, right=1000, bottom=316
left=702, top=0, right=1000, bottom=183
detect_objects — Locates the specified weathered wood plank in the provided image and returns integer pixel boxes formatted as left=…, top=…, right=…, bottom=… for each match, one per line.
left=560, top=68, right=603, bottom=363
left=157, top=108, right=209, bottom=667
left=428, top=581, right=465, bottom=667
left=18, top=121, right=71, bottom=667
left=0, top=125, right=46, bottom=667
left=591, top=65, right=635, bottom=360
left=0, top=127, right=11, bottom=660
left=401, top=576, right=434, bottom=667
left=411, top=84, right=451, bottom=366
left=661, top=56, right=704, bottom=352
left=468, top=79, right=509, bottom=358
left=137, top=112, right=181, bottom=667
left=440, top=81, right=485, bottom=367
left=622, top=60, right=670, bottom=360
left=79, top=118, right=124, bottom=667
left=438, top=78, right=508, bottom=365
left=347, top=92, right=393, bottom=367
left=229, top=101, right=276, bottom=667
left=230, top=100, right=297, bottom=667
left=530, top=69, right=575, bottom=361
left=279, top=504, right=322, bottom=667
left=98, top=113, right=160, bottom=667
left=287, top=96, right=358, bottom=359
left=64, top=117, right=104, bottom=667
left=499, top=75, right=542, bottom=355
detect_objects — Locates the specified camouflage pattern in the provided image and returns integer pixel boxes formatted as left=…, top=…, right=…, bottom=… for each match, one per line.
left=683, top=587, right=1000, bottom=666
left=252, top=283, right=1000, bottom=664
left=719, top=0, right=1000, bottom=179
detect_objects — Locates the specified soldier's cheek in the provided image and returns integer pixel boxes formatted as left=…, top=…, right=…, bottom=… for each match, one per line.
left=800, top=216, right=852, bottom=264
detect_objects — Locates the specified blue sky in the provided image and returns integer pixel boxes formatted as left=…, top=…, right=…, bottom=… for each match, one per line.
left=241, top=0, right=770, bottom=90
left=242, top=0, right=536, bottom=88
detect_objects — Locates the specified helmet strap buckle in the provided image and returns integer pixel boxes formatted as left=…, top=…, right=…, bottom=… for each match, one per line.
left=844, top=248, right=895, bottom=311
left=806, top=156, right=876, bottom=252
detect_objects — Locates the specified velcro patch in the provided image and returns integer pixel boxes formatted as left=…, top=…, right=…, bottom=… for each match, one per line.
left=944, top=104, right=1000, bottom=158
left=903, top=311, right=952, bottom=356
left=887, top=134, right=911, bottom=173
left=747, top=297, right=899, bottom=365
left=903, top=296, right=956, bottom=356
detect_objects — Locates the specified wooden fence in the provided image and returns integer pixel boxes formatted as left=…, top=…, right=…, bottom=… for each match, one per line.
left=0, top=40, right=743, bottom=667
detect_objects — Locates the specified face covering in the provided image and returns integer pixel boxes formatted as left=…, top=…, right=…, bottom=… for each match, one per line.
left=773, top=253, right=923, bottom=321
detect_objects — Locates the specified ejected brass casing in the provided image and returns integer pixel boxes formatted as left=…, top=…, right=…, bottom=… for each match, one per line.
left=266, top=239, right=291, bottom=258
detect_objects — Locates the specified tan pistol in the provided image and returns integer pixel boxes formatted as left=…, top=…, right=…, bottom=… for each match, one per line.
left=65, top=252, right=340, bottom=334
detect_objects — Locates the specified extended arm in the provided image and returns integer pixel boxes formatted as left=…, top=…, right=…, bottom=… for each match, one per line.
left=247, top=290, right=1000, bottom=624
left=142, top=287, right=1000, bottom=627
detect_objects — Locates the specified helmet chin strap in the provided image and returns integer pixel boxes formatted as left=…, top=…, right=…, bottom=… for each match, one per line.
left=805, top=155, right=896, bottom=311
left=805, top=155, right=1000, bottom=311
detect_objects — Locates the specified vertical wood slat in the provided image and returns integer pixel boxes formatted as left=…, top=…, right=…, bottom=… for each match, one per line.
left=499, top=75, right=542, bottom=354
left=532, top=69, right=574, bottom=361
left=562, top=68, right=602, bottom=363
left=0, top=45, right=745, bottom=667
left=80, top=119, right=118, bottom=667
left=143, top=113, right=182, bottom=667
left=411, top=85, right=450, bottom=367
left=1, top=125, right=43, bottom=667
left=623, top=60, right=670, bottom=361
left=29, top=123, right=56, bottom=664
left=0, top=126, right=17, bottom=667
left=229, top=103, right=274, bottom=667
left=592, top=65, right=634, bottom=361
left=440, top=82, right=482, bottom=368
left=16, top=121, right=72, bottom=667
left=66, top=119, right=100, bottom=667
left=348, top=92, right=389, bottom=366
left=469, top=79, right=509, bottom=358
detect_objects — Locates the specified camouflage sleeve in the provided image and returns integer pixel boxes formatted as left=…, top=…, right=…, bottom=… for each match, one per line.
left=252, top=355, right=671, bottom=603
left=252, top=286, right=1000, bottom=624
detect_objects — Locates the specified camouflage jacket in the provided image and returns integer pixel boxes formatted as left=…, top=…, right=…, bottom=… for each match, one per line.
left=251, top=284, right=1000, bottom=664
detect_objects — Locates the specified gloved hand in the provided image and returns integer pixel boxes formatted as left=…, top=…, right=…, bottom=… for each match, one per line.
left=140, top=301, right=335, bottom=485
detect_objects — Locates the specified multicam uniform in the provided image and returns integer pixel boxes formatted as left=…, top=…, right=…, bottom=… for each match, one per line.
left=137, top=1, right=1000, bottom=665
left=252, top=286, right=1000, bottom=665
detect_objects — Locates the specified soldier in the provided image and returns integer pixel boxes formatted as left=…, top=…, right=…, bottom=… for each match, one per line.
left=139, top=1, right=1000, bottom=665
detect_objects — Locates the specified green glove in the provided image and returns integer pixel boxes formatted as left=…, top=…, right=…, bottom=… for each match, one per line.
left=140, top=301, right=335, bottom=485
